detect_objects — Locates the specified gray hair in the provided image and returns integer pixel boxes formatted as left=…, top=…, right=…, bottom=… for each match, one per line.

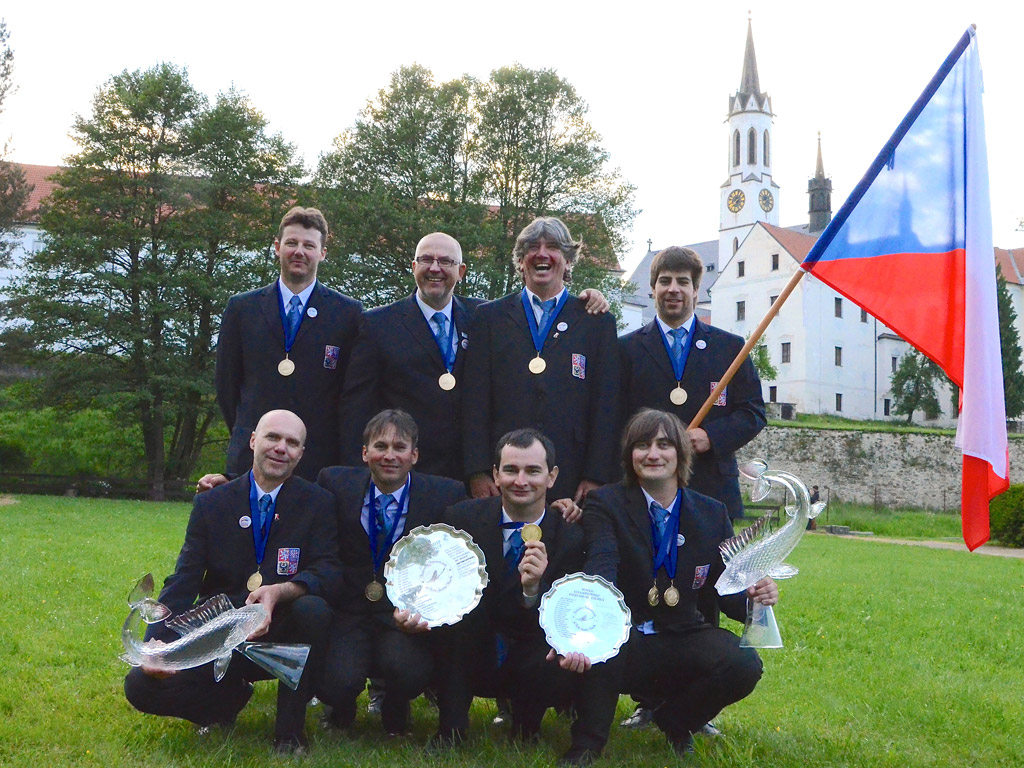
left=512, top=217, right=581, bottom=280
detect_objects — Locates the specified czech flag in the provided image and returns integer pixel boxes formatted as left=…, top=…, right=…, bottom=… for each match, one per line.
left=801, top=27, right=1007, bottom=551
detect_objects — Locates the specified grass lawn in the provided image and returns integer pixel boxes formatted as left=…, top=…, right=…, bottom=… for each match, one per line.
left=1, top=494, right=1021, bottom=767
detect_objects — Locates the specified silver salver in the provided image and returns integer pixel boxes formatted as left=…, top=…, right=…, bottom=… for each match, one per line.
left=539, top=572, right=631, bottom=664
left=384, top=523, right=488, bottom=628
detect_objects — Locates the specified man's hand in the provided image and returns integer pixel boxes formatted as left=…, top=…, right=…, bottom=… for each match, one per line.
left=578, top=288, right=610, bottom=315
left=545, top=648, right=592, bottom=674
left=245, top=582, right=307, bottom=639
left=393, top=607, right=430, bottom=634
left=747, top=577, right=778, bottom=606
left=573, top=479, right=600, bottom=503
left=519, top=541, right=548, bottom=597
left=196, top=473, right=230, bottom=493
left=469, top=473, right=500, bottom=498
left=140, top=640, right=175, bottom=678
left=687, top=427, right=711, bottom=454
left=551, top=498, right=582, bottom=524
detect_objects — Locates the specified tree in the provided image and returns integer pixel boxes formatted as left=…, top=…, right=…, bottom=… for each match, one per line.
left=4, top=64, right=301, bottom=498
left=749, top=336, right=777, bottom=381
left=890, top=350, right=943, bottom=424
left=0, top=19, right=31, bottom=269
left=995, top=268, right=1024, bottom=419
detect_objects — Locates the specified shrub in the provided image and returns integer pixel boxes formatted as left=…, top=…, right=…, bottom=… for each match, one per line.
left=989, top=484, right=1024, bottom=548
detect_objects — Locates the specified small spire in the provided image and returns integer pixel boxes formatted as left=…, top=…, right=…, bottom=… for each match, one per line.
left=815, top=132, right=825, bottom=179
left=739, top=17, right=761, bottom=97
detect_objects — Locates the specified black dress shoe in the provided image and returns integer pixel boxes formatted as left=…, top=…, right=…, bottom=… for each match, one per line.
left=619, top=705, right=654, bottom=729
left=558, top=746, right=601, bottom=766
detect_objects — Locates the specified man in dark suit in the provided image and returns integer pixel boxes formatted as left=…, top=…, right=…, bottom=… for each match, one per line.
left=463, top=217, right=620, bottom=502
left=124, top=410, right=341, bottom=754
left=430, top=428, right=593, bottom=751
left=315, top=409, right=467, bottom=735
left=619, top=245, right=765, bottom=519
left=216, top=206, right=362, bottom=482
left=561, top=409, right=776, bottom=764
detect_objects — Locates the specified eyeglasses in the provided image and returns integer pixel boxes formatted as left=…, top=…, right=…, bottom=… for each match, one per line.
left=415, top=256, right=460, bottom=269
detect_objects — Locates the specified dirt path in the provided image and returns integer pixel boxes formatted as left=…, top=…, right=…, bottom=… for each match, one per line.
left=820, top=532, right=1024, bottom=559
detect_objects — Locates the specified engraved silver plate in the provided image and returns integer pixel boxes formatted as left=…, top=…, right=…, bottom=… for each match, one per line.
left=539, top=572, right=631, bottom=664
left=384, top=523, right=489, bottom=628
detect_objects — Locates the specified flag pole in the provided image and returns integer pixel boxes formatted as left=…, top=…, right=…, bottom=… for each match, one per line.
left=689, top=267, right=806, bottom=431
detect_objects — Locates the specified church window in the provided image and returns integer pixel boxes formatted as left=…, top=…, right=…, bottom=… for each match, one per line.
left=835, top=393, right=843, bottom=412
left=771, top=253, right=779, bottom=271
left=781, top=342, right=791, bottom=363
left=835, top=346, right=843, bottom=366
left=770, top=294, right=779, bottom=312
left=884, top=398, right=891, bottom=416
left=835, top=297, right=843, bottom=318
left=891, top=356, right=898, bottom=373
left=861, top=308, right=868, bottom=323
left=763, top=130, right=770, bottom=167
left=769, top=386, right=777, bottom=403
left=733, top=237, right=739, bottom=254
left=736, top=301, right=746, bottom=321
left=733, top=130, right=741, bottom=167
left=737, top=260, right=745, bottom=277
left=747, top=128, right=757, bottom=164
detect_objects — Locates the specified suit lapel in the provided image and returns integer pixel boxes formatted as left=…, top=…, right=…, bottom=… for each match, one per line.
left=406, top=472, right=436, bottom=530
left=258, top=283, right=285, bottom=352
left=476, top=499, right=508, bottom=591
left=399, top=294, right=447, bottom=369
left=639, top=320, right=675, bottom=380
left=543, top=292, right=580, bottom=354
left=680, top=319, right=712, bottom=413
left=452, top=296, right=471, bottom=367
left=625, top=485, right=654, bottom=561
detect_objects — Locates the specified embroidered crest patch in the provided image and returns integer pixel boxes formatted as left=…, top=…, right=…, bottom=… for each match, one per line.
left=572, top=353, right=586, bottom=379
left=323, top=345, right=340, bottom=370
left=277, top=547, right=300, bottom=575
left=692, top=563, right=710, bottom=589
left=710, top=382, right=727, bottom=406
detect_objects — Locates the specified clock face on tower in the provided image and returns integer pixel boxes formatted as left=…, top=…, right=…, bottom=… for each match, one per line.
left=759, top=189, right=775, bottom=212
left=727, top=189, right=745, bottom=213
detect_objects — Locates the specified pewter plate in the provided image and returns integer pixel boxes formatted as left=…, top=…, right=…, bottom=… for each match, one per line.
left=539, top=573, right=631, bottom=664
left=384, top=523, right=489, bottom=628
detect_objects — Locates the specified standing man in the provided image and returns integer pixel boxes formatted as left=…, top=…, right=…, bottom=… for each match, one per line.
left=462, top=217, right=620, bottom=501
left=316, top=409, right=467, bottom=735
left=216, top=206, right=362, bottom=481
left=619, top=246, right=765, bottom=518
left=561, top=409, right=775, bottom=764
left=124, top=410, right=341, bottom=754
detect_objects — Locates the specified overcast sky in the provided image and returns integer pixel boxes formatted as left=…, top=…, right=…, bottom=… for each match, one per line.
left=4, top=1, right=1021, bottom=272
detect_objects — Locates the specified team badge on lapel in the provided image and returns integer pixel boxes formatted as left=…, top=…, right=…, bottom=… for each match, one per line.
left=323, top=345, right=340, bottom=370
left=692, top=563, right=710, bottom=589
left=277, top=547, right=300, bottom=575
left=571, top=353, right=586, bottom=380
left=710, top=382, right=727, bottom=406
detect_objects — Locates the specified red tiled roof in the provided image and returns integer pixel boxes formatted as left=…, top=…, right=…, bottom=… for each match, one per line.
left=12, top=163, right=62, bottom=222
left=995, top=248, right=1024, bottom=285
left=761, top=222, right=817, bottom=261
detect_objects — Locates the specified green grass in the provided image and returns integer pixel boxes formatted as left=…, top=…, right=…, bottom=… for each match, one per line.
left=809, top=502, right=966, bottom=540
left=1, top=494, right=1022, bottom=767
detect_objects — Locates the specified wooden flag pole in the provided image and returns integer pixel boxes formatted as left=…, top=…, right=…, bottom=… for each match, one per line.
left=689, top=267, right=807, bottom=431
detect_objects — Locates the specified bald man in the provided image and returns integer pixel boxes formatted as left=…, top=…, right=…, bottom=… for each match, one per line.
left=125, top=410, right=341, bottom=755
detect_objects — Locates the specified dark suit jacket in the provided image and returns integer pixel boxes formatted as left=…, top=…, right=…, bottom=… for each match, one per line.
left=582, top=482, right=746, bottom=634
left=443, top=496, right=585, bottom=643
left=216, top=280, right=362, bottom=481
left=619, top=318, right=765, bottom=517
left=153, top=474, right=342, bottom=640
left=316, top=466, right=467, bottom=622
left=461, top=292, right=620, bottom=499
left=337, top=294, right=483, bottom=480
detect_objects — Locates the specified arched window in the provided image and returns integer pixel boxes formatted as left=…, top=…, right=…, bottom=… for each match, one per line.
left=733, top=237, right=739, bottom=254
left=733, top=130, right=741, bottom=167
left=763, top=130, right=770, bottom=167
left=747, top=128, right=757, bottom=164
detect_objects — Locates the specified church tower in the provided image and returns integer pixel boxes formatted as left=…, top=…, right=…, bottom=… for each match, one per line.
left=808, top=133, right=833, bottom=233
left=720, top=19, right=779, bottom=265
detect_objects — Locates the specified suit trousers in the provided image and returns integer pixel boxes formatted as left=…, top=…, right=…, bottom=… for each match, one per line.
left=124, top=595, right=332, bottom=740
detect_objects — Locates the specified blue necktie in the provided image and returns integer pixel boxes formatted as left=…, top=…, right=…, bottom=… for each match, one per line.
left=669, top=327, right=686, bottom=368
left=533, top=296, right=557, bottom=330
left=258, top=493, right=273, bottom=533
left=504, top=525, right=525, bottom=576
left=432, top=312, right=449, bottom=356
left=375, top=493, right=395, bottom=550
left=651, top=501, right=670, bottom=541
left=286, top=295, right=302, bottom=345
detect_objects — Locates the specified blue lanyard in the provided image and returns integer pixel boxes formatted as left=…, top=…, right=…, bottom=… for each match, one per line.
left=656, top=321, right=695, bottom=382
left=433, top=313, right=456, bottom=372
left=521, top=288, right=570, bottom=355
left=277, top=283, right=308, bottom=353
left=248, top=472, right=276, bottom=570
left=367, top=476, right=411, bottom=573
left=650, top=489, right=682, bottom=581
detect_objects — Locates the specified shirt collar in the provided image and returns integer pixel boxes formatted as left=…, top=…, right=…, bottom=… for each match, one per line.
left=524, top=286, right=567, bottom=309
left=655, top=314, right=695, bottom=337
left=415, top=292, right=453, bottom=326
left=278, top=278, right=316, bottom=309
left=500, top=507, right=546, bottom=541
left=251, top=474, right=284, bottom=503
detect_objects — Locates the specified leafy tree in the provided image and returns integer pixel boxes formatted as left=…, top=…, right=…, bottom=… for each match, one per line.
left=890, top=350, right=943, bottom=424
left=749, top=335, right=777, bottom=381
left=4, top=64, right=300, bottom=498
left=0, top=19, right=31, bottom=268
left=995, top=269, right=1024, bottom=419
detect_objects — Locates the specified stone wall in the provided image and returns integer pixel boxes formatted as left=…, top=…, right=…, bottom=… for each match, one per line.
left=742, top=426, right=1024, bottom=511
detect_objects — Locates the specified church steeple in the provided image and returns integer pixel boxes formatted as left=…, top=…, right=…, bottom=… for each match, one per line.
left=808, top=133, right=833, bottom=233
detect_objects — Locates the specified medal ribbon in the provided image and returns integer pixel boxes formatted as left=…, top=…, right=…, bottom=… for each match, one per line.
left=277, top=283, right=308, bottom=354
left=431, top=312, right=456, bottom=373
left=367, top=475, right=411, bottom=575
left=521, top=288, right=570, bottom=356
left=248, top=471, right=276, bottom=574
left=656, top=321, right=695, bottom=383
left=650, top=489, right=682, bottom=582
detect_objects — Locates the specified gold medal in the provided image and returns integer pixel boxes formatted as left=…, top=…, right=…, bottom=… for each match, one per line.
left=246, top=571, right=263, bottom=592
left=365, top=580, right=385, bottom=602
left=664, top=583, right=680, bottom=607
left=647, top=584, right=660, bottom=607
left=278, top=357, right=295, bottom=376
left=521, top=523, right=542, bottom=542
left=438, top=372, right=457, bottom=391
left=528, top=356, right=546, bottom=374
left=670, top=385, right=688, bottom=405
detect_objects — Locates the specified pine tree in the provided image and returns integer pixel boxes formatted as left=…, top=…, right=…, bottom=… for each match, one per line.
left=996, top=269, right=1024, bottom=419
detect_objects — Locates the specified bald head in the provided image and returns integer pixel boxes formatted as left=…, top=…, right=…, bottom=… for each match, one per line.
left=413, top=232, right=467, bottom=310
left=249, top=410, right=306, bottom=490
